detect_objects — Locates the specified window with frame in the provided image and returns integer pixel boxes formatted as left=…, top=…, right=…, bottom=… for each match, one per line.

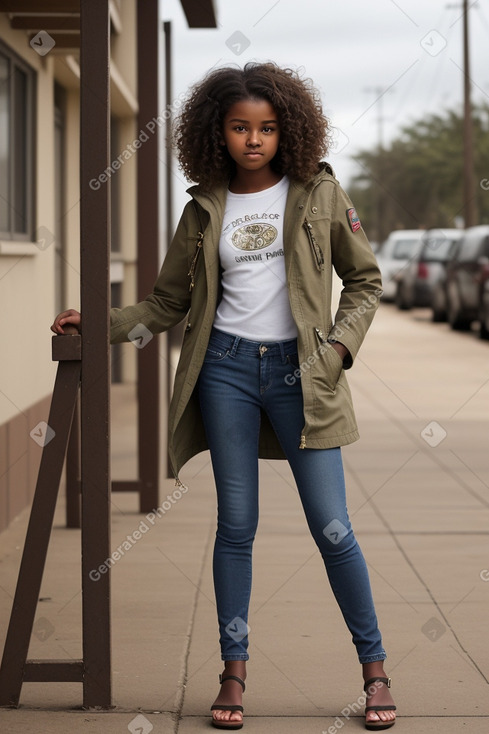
left=0, top=42, right=35, bottom=241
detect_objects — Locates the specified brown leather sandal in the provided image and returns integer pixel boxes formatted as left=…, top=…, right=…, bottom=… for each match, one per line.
left=210, top=674, right=245, bottom=730
left=364, top=676, right=396, bottom=730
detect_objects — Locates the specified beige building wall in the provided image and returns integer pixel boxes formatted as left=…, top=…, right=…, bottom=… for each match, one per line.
left=0, top=2, right=140, bottom=530
left=0, top=15, right=57, bottom=425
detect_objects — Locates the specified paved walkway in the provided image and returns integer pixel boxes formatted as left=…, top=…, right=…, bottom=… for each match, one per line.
left=1, top=302, right=489, bottom=733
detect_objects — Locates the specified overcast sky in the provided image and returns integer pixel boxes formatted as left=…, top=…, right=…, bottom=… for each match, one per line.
left=161, top=0, right=489, bottom=205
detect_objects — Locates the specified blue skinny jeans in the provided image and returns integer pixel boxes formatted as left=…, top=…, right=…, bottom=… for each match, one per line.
left=198, top=327, right=386, bottom=664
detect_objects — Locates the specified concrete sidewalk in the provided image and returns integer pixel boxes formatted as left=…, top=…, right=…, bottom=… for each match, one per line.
left=1, top=302, right=489, bottom=733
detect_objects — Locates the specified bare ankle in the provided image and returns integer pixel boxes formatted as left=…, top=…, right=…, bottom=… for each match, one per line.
left=223, top=660, right=247, bottom=680
left=362, top=661, right=387, bottom=682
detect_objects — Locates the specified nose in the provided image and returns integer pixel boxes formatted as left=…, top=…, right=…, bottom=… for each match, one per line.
left=247, top=129, right=261, bottom=147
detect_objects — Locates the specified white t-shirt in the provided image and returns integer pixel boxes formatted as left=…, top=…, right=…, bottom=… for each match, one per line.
left=213, top=176, right=298, bottom=341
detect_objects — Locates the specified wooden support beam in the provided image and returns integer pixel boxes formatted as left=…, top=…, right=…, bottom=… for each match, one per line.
left=29, top=32, right=80, bottom=49
left=79, top=0, right=112, bottom=709
left=179, top=0, right=217, bottom=28
left=52, top=333, right=81, bottom=361
left=23, top=661, right=84, bottom=682
left=112, top=480, right=143, bottom=493
left=0, top=0, right=79, bottom=11
left=136, top=0, right=160, bottom=513
left=11, top=16, right=80, bottom=30
left=0, top=352, right=81, bottom=707
left=65, top=396, right=81, bottom=528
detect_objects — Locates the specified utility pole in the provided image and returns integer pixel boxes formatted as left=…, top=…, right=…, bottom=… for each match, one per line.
left=364, top=86, right=390, bottom=244
left=462, top=0, right=477, bottom=226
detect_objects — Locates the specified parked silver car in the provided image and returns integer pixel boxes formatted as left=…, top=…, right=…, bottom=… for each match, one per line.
left=395, top=229, right=463, bottom=310
left=445, top=225, right=489, bottom=331
left=376, top=230, right=425, bottom=301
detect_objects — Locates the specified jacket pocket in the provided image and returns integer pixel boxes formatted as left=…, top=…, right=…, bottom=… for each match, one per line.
left=303, top=219, right=324, bottom=271
left=314, top=327, right=343, bottom=392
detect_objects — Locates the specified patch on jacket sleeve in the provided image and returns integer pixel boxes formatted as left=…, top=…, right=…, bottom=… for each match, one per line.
left=346, top=207, right=361, bottom=232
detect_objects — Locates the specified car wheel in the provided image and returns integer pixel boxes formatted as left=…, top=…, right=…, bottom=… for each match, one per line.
left=479, top=305, right=489, bottom=340
left=447, top=292, right=471, bottom=330
left=431, top=286, right=446, bottom=322
left=395, top=282, right=411, bottom=310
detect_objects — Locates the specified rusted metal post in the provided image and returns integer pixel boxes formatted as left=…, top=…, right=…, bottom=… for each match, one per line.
left=79, top=0, right=112, bottom=708
left=136, top=0, right=160, bottom=511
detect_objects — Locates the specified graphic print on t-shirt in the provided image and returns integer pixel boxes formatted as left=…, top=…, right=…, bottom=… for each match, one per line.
left=232, top=222, right=277, bottom=250
left=213, top=176, right=297, bottom=341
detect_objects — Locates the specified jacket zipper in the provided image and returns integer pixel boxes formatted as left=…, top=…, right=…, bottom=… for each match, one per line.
left=188, top=232, right=204, bottom=292
left=303, top=219, right=324, bottom=271
left=299, top=326, right=330, bottom=450
left=314, top=327, right=328, bottom=344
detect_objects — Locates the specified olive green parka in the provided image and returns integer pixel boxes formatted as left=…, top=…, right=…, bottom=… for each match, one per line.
left=110, top=164, right=382, bottom=479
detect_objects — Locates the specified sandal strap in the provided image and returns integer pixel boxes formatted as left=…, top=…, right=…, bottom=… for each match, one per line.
left=364, top=676, right=391, bottom=692
left=219, top=674, right=246, bottom=693
left=210, top=704, right=244, bottom=713
left=365, top=705, right=397, bottom=712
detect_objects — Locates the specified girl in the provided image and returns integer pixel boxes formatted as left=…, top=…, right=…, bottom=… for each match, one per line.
left=52, top=62, right=396, bottom=731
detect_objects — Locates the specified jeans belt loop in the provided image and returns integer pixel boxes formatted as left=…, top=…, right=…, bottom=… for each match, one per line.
left=279, top=340, right=286, bottom=363
left=230, top=334, right=241, bottom=357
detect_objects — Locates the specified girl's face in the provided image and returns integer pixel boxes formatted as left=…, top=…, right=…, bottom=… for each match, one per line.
left=222, top=98, right=280, bottom=175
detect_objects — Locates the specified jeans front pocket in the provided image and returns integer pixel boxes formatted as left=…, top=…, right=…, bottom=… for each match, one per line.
left=203, top=332, right=233, bottom=363
left=286, top=352, right=300, bottom=370
left=203, top=345, right=230, bottom=363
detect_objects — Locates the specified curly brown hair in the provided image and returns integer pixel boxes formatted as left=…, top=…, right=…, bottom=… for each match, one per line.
left=173, top=62, right=331, bottom=189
